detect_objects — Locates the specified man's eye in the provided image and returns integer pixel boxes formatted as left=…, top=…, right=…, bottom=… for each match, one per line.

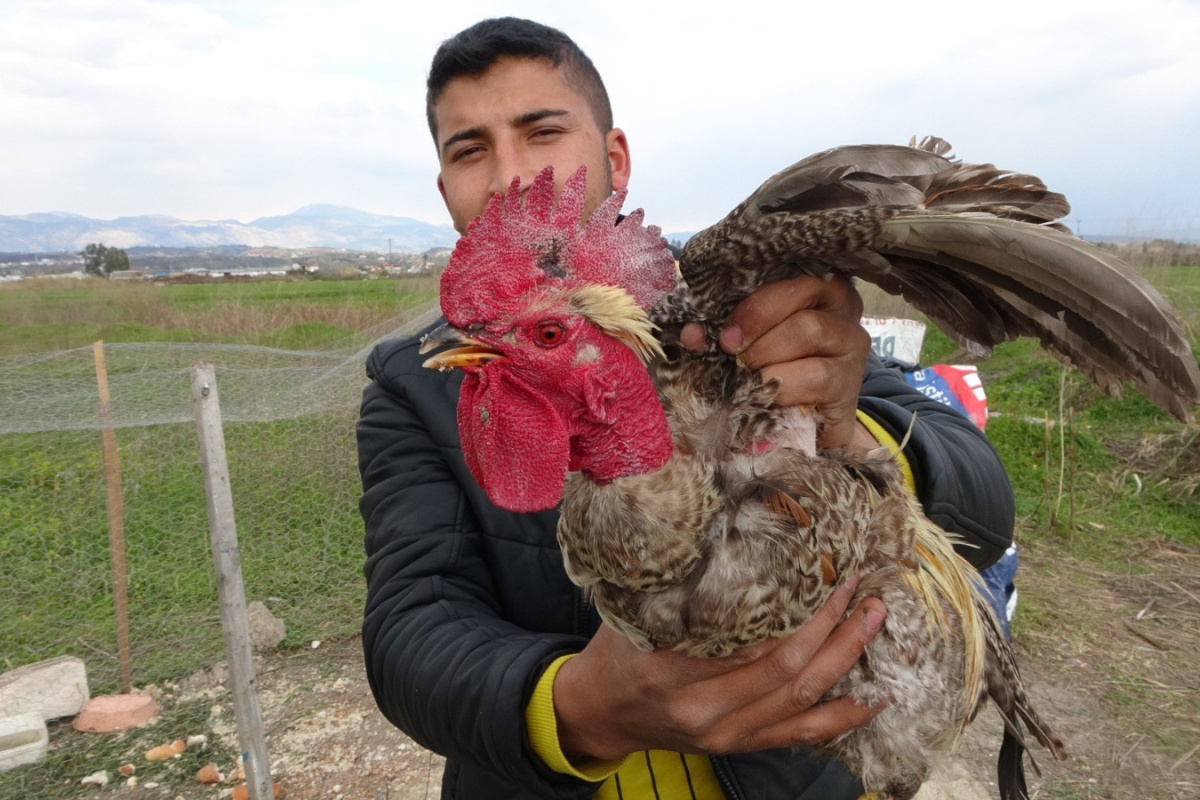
left=451, top=145, right=483, bottom=162
left=536, top=322, right=565, bottom=347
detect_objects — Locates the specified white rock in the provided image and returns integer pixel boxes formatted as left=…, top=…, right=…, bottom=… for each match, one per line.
left=0, top=656, right=89, bottom=720
left=80, top=770, right=109, bottom=786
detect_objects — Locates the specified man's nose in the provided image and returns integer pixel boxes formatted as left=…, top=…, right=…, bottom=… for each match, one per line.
left=487, top=142, right=535, bottom=199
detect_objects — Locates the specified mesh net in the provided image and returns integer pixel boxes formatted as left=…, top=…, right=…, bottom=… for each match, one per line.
left=0, top=303, right=441, bottom=692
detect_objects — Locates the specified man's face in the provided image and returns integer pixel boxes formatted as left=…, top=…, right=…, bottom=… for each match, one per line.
left=433, top=56, right=630, bottom=234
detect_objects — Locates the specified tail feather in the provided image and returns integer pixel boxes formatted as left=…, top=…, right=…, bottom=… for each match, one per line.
left=997, top=721, right=1031, bottom=800
left=981, top=594, right=1067, bottom=800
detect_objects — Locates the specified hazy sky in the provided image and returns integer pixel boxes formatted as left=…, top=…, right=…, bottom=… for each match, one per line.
left=3, top=0, right=1199, bottom=238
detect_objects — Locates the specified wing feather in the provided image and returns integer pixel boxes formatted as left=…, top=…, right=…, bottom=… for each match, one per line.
left=675, top=138, right=1200, bottom=420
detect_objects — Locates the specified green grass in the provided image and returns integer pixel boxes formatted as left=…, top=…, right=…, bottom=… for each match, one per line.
left=0, top=319, right=369, bottom=353
left=0, top=414, right=365, bottom=692
left=0, top=275, right=438, bottom=355
left=0, top=275, right=390, bottom=692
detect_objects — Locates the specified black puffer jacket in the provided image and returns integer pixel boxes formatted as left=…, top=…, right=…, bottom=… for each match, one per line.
left=358, top=323, right=1015, bottom=800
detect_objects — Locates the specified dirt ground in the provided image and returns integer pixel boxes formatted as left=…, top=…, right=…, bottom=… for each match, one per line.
left=168, top=536, right=1199, bottom=800
left=942, top=537, right=1200, bottom=800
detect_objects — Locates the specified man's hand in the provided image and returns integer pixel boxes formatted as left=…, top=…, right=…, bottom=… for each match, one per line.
left=680, top=275, right=873, bottom=451
left=552, top=577, right=887, bottom=762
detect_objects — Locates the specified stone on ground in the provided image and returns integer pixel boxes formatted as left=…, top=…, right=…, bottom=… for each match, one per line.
left=0, top=655, right=89, bottom=721
left=247, top=601, right=287, bottom=651
left=0, top=711, right=50, bottom=772
left=74, top=693, right=158, bottom=733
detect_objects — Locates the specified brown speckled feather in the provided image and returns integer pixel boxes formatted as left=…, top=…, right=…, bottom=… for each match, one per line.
left=558, top=339, right=1066, bottom=798
left=667, top=136, right=1200, bottom=420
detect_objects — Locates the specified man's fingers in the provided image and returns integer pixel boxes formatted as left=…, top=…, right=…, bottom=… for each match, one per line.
left=692, top=578, right=863, bottom=710
left=738, top=597, right=885, bottom=717
left=738, top=695, right=883, bottom=753
left=737, top=303, right=869, bottom=368
left=679, top=322, right=707, bottom=353
left=723, top=275, right=862, bottom=352
left=568, top=585, right=888, bottom=756
left=760, top=354, right=864, bottom=409
left=721, top=276, right=869, bottom=451
left=707, top=597, right=888, bottom=752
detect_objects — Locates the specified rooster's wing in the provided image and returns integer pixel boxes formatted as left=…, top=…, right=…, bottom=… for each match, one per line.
left=671, top=136, right=1200, bottom=420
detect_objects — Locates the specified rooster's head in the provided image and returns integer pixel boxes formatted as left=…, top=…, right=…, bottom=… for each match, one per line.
left=421, top=166, right=678, bottom=512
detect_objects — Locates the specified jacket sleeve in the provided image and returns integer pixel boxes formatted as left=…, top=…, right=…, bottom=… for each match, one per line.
left=357, top=334, right=596, bottom=798
left=856, top=354, right=1015, bottom=569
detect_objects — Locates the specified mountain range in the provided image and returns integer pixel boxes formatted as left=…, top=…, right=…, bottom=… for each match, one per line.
left=0, top=205, right=462, bottom=254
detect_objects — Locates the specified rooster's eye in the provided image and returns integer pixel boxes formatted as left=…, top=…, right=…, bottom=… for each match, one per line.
left=536, top=322, right=565, bottom=347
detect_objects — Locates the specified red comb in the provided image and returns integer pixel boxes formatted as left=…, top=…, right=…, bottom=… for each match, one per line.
left=439, top=166, right=676, bottom=326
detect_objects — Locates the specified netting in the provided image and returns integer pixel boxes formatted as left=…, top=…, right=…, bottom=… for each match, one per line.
left=0, top=302, right=441, bottom=692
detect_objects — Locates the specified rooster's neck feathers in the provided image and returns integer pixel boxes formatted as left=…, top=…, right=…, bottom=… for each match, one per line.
left=569, top=284, right=665, bottom=365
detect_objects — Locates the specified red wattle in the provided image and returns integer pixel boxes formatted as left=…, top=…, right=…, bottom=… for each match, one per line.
left=566, top=342, right=673, bottom=485
left=458, top=370, right=571, bottom=513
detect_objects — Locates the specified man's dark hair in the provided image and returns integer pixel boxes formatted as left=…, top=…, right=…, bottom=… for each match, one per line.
left=426, top=17, right=613, bottom=143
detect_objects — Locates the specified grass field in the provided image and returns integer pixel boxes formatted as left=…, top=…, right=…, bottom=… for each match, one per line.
left=0, top=274, right=439, bottom=354
left=1, top=267, right=1198, bottom=798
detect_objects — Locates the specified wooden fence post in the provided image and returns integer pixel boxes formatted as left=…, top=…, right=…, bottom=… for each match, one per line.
left=92, top=340, right=132, bottom=694
left=191, top=362, right=274, bottom=800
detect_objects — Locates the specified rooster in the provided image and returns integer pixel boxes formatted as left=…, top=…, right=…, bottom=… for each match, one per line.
left=419, top=139, right=1200, bottom=800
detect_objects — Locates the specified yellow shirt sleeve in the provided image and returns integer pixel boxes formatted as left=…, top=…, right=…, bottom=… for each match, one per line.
left=524, top=654, right=629, bottom=781
left=525, top=654, right=727, bottom=798
left=856, top=408, right=917, bottom=495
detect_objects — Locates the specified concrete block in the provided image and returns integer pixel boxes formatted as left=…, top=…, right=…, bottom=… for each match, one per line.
left=0, top=712, right=49, bottom=772
left=0, top=656, right=89, bottom=721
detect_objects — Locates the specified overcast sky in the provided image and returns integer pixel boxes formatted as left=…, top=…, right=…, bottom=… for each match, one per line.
left=3, top=0, right=1199, bottom=239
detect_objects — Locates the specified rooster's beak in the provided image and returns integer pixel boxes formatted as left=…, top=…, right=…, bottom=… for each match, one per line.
left=420, top=322, right=503, bottom=371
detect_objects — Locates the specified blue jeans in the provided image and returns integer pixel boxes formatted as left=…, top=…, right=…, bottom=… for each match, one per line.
left=979, top=545, right=1018, bottom=639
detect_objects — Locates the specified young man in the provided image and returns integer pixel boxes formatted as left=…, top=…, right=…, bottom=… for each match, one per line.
left=359, top=17, right=1016, bottom=800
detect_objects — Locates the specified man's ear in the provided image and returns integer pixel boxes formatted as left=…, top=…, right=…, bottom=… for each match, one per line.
left=606, top=128, right=631, bottom=192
